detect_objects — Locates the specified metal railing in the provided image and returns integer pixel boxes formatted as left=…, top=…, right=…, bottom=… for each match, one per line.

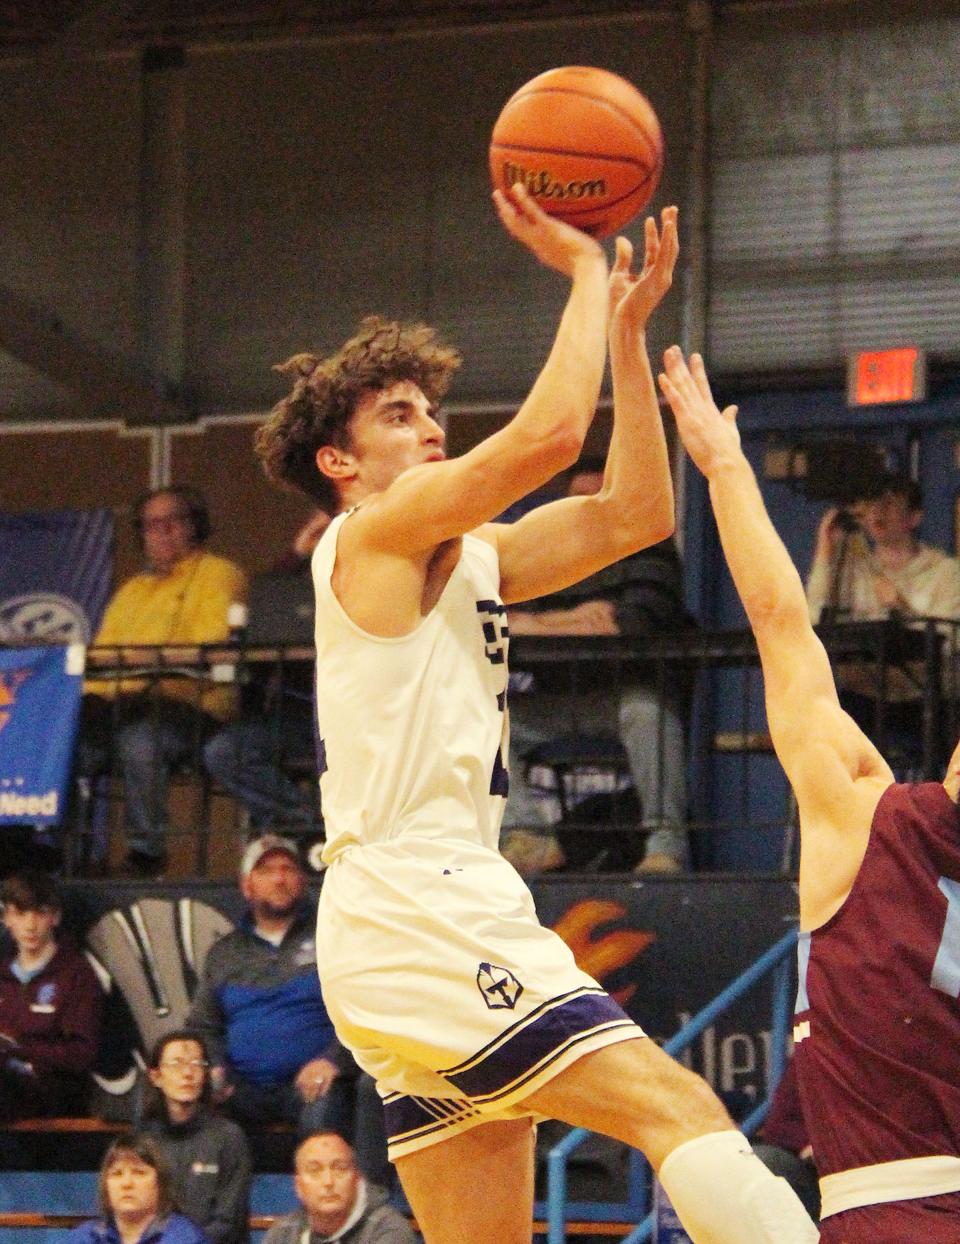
left=542, top=926, right=799, bottom=1244
left=6, top=615, right=958, bottom=877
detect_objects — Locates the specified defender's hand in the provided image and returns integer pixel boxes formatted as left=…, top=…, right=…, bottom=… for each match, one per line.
left=608, top=206, right=679, bottom=333
left=658, top=347, right=740, bottom=478
left=493, top=183, right=604, bottom=277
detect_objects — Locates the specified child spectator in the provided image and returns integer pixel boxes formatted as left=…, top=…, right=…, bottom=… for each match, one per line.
left=0, top=867, right=102, bottom=1119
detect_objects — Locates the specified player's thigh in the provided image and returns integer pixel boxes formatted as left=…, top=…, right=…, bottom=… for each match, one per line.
left=395, top=1116, right=536, bottom=1244
left=524, top=1036, right=731, bottom=1169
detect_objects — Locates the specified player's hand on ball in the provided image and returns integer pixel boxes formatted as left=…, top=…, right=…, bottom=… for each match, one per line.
left=494, top=182, right=603, bottom=276
left=658, top=346, right=740, bottom=477
left=608, top=206, right=678, bottom=333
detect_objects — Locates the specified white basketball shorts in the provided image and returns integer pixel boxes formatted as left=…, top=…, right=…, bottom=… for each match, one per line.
left=316, top=837, right=644, bottom=1158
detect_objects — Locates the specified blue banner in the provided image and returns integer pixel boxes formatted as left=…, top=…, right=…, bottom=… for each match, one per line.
left=0, top=507, right=113, bottom=645
left=0, top=645, right=84, bottom=824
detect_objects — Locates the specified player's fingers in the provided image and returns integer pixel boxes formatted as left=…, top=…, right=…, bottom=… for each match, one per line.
left=689, top=352, right=715, bottom=403
left=642, top=215, right=658, bottom=271
left=722, top=404, right=739, bottom=423
left=663, top=345, right=695, bottom=394
left=657, top=370, right=681, bottom=408
left=492, top=189, right=518, bottom=223
left=660, top=208, right=680, bottom=266
left=509, top=181, right=546, bottom=224
left=613, top=235, right=633, bottom=273
left=494, top=184, right=528, bottom=224
left=659, top=370, right=695, bottom=427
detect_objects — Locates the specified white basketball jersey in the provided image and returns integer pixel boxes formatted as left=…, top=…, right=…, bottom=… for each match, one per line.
left=312, top=512, right=510, bottom=864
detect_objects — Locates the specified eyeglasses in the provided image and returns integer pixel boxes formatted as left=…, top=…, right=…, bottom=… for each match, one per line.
left=141, top=512, right=190, bottom=532
left=159, top=1058, right=208, bottom=1071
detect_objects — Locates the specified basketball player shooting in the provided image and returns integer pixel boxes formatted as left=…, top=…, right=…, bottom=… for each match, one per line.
left=254, top=187, right=817, bottom=1244
left=659, top=347, right=960, bottom=1242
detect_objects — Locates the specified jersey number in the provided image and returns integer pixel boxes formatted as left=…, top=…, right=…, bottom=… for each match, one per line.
left=477, top=600, right=509, bottom=797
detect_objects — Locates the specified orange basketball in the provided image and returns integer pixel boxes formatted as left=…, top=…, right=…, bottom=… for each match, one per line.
left=489, top=66, right=664, bottom=239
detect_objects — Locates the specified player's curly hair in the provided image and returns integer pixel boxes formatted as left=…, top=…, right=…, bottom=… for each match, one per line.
left=255, top=315, right=462, bottom=512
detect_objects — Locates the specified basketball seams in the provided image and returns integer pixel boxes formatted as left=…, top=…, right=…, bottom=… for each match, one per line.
left=497, top=87, right=662, bottom=167
left=489, top=66, right=664, bottom=238
left=489, top=141, right=657, bottom=175
left=544, top=181, right=656, bottom=226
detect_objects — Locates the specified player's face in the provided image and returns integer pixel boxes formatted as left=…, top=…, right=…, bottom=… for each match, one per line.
left=344, top=380, right=446, bottom=496
left=105, top=1153, right=160, bottom=1223
left=295, top=1133, right=360, bottom=1230
left=150, top=1037, right=207, bottom=1107
left=1, top=903, right=59, bottom=958
left=140, top=492, right=196, bottom=574
left=241, top=850, right=306, bottom=916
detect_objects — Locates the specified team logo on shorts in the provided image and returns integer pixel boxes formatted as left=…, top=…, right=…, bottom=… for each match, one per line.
left=477, top=962, right=523, bottom=1010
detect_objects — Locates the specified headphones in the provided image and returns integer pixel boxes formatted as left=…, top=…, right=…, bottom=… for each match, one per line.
left=132, top=485, right=212, bottom=548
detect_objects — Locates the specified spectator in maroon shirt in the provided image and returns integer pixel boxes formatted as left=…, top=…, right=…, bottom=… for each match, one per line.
left=0, top=868, right=102, bottom=1119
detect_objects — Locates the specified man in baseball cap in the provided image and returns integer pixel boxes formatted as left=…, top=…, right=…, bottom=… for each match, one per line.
left=239, top=831, right=301, bottom=879
left=187, top=834, right=390, bottom=1188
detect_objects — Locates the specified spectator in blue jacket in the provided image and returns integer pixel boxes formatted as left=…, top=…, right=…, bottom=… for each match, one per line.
left=186, top=835, right=389, bottom=1189
left=66, top=1134, right=210, bottom=1244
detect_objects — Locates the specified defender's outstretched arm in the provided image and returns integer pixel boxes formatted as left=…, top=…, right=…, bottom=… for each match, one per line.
left=658, top=347, right=891, bottom=924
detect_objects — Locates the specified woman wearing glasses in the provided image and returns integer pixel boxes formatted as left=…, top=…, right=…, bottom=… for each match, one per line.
left=141, top=1030, right=252, bottom=1244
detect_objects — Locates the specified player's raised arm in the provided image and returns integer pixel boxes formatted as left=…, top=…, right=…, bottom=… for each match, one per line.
left=658, top=348, right=891, bottom=916
left=344, top=184, right=609, bottom=555
left=493, top=208, right=678, bottom=604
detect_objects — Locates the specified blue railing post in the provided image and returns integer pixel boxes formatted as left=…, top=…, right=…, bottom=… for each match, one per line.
left=546, top=925, right=799, bottom=1244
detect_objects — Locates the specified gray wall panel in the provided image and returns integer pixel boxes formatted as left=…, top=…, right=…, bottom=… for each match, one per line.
left=182, top=14, right=687, bottom=411
left=709, top=6, right=960, bottom=375
left=0, top=59, right=141, bottom=417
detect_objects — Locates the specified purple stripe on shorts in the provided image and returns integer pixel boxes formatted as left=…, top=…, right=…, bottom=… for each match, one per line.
left=444, top=990, right=630, bottom=1100
left=384, top=1093, right=479, bottom=1146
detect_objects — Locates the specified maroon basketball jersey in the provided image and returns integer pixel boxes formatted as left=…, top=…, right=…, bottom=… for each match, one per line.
left=794, top=782, right=960, bottom=1223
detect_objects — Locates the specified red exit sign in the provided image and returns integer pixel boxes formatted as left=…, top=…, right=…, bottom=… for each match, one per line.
left=847, top=347, right=927, bottom=406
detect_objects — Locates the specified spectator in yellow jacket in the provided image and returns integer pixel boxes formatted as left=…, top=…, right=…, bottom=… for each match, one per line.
left=81, top=486, right=247, bottom=877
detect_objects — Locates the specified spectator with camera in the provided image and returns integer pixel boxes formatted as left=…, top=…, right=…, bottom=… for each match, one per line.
left=0, top=867, right=102, bottom=1120
left=806, top=472, right=960, bottom=773
left=80, top=485, right=247, bottom=878
left=806, top=472, right=960, bottom=626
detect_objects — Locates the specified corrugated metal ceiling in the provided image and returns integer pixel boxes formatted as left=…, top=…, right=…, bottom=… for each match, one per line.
left=0, top=0, right=685, bottom=55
